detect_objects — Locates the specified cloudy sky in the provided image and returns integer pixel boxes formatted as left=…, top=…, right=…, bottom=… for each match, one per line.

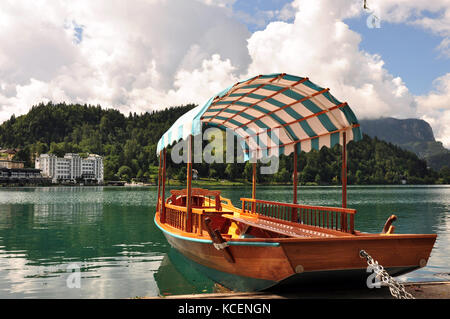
left=1, top=0, right=450, bottom=147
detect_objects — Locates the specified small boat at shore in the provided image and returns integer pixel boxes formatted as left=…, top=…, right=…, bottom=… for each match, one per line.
left=154, top=73, right=437, bottom=291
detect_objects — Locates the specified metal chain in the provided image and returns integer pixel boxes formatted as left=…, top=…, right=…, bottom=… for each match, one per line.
left=359, top=250, right=415, bottom=299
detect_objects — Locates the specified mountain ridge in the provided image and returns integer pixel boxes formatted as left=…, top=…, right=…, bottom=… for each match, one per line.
left=359, top=117, right=449, bottom=171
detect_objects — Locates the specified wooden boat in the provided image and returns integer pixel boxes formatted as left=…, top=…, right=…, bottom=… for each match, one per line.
left=154, top=74, right=437, bottom=291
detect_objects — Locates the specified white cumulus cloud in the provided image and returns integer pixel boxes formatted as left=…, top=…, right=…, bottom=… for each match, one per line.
left=245, top=0, right=418, bottom=120
left=416, top=73, right=450, bottom=146
left=0, top=0, right=449, bottom=148
left=0, top=0, right=251, bottom=118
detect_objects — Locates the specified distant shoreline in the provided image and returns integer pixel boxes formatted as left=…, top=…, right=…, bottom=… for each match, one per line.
left=1, top=179, right=449, bottom=188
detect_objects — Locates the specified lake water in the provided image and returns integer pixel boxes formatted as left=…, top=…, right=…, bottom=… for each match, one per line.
left=0, top=185, right=449, bottom=298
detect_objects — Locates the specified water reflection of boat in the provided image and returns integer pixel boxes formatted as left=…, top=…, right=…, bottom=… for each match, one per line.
left=154, top=74, right=437, bottom=292
left=154, top=249, right=216, bottom=296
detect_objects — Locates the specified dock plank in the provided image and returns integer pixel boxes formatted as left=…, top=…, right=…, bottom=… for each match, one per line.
left=148, top=281, right=450, bottom=299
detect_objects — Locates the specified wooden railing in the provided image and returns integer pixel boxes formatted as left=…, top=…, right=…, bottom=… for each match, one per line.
left=164, top=203, right=206, bottom=234
left=168, top=188, right=222, bottom=211
left=164, top=204, right=187, bottom=231
left=160, top=195, right=356, bottom=235
left=161, top=188, right=225, bottom=234
left=241, top=198, right=356, bottom=234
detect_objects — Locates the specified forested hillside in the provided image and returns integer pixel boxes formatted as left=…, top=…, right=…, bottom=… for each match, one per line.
left=0, top=102, right=448, bottom=184
left=0, top=102, right=195, bottom=181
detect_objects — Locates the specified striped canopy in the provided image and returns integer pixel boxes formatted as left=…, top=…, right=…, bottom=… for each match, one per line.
left=157, top=73, right=361, bottom=159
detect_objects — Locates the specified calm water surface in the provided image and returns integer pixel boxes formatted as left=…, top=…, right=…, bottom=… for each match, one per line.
left=0, top=185, right=449, bottom=298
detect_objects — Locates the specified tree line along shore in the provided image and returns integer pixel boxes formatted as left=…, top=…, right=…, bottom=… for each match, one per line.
left=0, top=102, right=449, bottom=186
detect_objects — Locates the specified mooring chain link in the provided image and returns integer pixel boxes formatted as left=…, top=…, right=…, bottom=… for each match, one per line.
left=359, top=250, right=415, bottom=299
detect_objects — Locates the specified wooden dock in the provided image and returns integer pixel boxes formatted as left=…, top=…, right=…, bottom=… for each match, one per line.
left=151, top=281, right=450, bottom=299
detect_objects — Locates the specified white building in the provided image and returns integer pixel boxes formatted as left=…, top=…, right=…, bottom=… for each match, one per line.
left=35, top=153, right=103, bottom=184
left=81, top=154, right=103, bottom=182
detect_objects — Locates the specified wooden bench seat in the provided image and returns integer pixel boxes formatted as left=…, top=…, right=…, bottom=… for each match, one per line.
left=223, top=214, right=336, bottom=238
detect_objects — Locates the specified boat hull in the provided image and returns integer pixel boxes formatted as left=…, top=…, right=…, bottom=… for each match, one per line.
left=155, top=215, right=436, bottom=291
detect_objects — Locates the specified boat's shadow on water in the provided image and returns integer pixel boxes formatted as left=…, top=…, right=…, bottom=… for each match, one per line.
left=155, top=248, right=395, bottom=299
left=154, top=248, right=217, bottom=296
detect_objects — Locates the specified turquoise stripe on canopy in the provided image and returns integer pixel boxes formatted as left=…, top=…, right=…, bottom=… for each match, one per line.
left=156, top=73, right=362, bottom=158
left=311, top=137, right=319, bottom=151
left=330, top=132, right=340, bottom=147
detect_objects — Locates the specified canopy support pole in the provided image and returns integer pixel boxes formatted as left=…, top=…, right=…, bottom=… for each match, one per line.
left=342, top=132, right=347, bottom=208
left=161, top=149, right=167, bottom=223
left=341, top=131, right=348, bottom=231
left=186, top=135, right=193, bottom=232
left=252, top=162, right=256, bottom=213
left=157, top=151, right=162, bottom=213
left=292, top=143, right=298, bottom=222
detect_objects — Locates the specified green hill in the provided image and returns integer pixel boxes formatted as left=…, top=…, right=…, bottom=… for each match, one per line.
left=0, top=102, right=447, bottom=185
left=0, top=102, right=196, bottom=181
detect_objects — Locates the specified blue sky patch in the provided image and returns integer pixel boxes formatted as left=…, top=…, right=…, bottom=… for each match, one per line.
left=231, top=0, right=294, bottom=32
left=344, top=14, right=450, bottom=95
left=72, top=21, right=84, bottom=44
